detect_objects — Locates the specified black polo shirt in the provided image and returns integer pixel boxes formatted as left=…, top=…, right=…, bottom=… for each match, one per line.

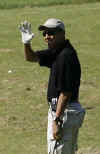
left=36, top=40, right=81, bottom=102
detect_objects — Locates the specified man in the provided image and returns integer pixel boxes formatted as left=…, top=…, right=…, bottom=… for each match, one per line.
left=19, top=18, right=85, bottom=154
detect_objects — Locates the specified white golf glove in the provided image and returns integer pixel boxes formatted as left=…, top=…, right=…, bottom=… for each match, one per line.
left=19, top=21, right=35, bottom=44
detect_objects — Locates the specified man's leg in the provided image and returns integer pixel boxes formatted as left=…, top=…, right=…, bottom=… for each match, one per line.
left=47, top=108, right=57, bottom=154
left=47, top=108, right=64, bottom=154
left=60, top=126, right=79, bottom=154
left=59, top=110, right=85, bottom=154
left=47, top=108, right=85, bottom=154
left=47, top=109, right=78, bottom=154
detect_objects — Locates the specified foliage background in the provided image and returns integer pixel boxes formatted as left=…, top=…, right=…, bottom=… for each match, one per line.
left=0, top=0, right=100, bottom=9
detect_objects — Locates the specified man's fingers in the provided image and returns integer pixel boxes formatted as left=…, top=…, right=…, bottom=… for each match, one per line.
left=54, top=133, right=62, bottom=141
left=18, top=24, right=26, bottom=33
left=22, top=21, right=31, bottom=30
left=19, top=21, right=32, bottom=34
left=28, top=22, right=31, bottom=29
left=18, top=21, right=34, bottom=44
left=23, top=21, right=28, bottom=29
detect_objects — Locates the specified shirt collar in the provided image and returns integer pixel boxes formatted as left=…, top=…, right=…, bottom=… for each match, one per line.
left=51, top=39, right=70, bottom=55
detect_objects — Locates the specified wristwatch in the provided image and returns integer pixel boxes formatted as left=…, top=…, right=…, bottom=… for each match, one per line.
left=54, top=117, right=61, bottom=124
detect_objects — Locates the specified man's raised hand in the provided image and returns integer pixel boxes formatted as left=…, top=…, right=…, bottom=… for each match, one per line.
left=19, top=21, right=34, bottom=44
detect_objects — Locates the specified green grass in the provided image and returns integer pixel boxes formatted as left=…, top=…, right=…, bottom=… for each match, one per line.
left=0, top=0, right=100, bottom=9
left=0, top=2, right=100, bottom=154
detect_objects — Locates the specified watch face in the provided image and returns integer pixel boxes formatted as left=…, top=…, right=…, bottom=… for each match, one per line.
left=54, top=117, right=60, bottom=122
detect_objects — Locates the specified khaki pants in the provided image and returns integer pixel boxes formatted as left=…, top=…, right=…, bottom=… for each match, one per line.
left=47, top=103, right=85, bottom=154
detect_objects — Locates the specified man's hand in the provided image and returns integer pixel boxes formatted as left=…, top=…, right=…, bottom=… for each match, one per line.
left=19, top=21, right=35, bottom=44
left=52, top=120, right=62, bottom=141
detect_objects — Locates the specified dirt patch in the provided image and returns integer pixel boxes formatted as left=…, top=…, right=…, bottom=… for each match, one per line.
left=0, top=48, right=13, bottom=52
left=0, top=117, right=8, bottom=128
left=78, top=147, right=100, bottom=154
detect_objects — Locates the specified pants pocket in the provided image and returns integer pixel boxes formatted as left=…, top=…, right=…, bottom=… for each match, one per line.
left=78, top=110, right=86, bottom=127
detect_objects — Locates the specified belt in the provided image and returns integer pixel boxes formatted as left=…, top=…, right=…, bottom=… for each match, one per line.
left=48, top=99, right=79, bottom=112
left=69, top=99, right=79, bottom=103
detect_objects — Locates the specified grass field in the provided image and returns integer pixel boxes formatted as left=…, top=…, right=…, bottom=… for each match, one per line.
left=0, top=2, right=100, bottom=154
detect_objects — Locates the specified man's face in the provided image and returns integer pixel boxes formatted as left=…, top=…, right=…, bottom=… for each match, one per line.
left=42, top=29, right=65, bottom=49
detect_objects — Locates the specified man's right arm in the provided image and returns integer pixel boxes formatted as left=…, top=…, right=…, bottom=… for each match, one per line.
left=19, top=21, right=39, bottom=62
left=24, top=44, right=39, bottom=62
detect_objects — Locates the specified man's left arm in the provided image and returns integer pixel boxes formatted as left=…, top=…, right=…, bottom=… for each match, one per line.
left=53, top=53, right=72, bottom=140
left=56, top=92, right=71, bottom=118
left=52, top=92, right=71, bottom=140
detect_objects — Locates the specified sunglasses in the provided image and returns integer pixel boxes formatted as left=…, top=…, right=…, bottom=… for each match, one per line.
left=43, top=29, right=62, bottom=37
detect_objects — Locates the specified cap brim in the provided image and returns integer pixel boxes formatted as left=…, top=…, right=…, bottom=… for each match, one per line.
left=38, top=25, right=65, bottom=31
left=38, top=25, right=48, bottom=31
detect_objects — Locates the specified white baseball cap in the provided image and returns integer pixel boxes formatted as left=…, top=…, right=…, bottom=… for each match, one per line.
left=38, top=18, right=65, bottom=31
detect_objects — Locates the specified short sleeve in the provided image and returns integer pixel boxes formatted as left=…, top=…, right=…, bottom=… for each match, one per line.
left=36, top=49, right=53, bottom=68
